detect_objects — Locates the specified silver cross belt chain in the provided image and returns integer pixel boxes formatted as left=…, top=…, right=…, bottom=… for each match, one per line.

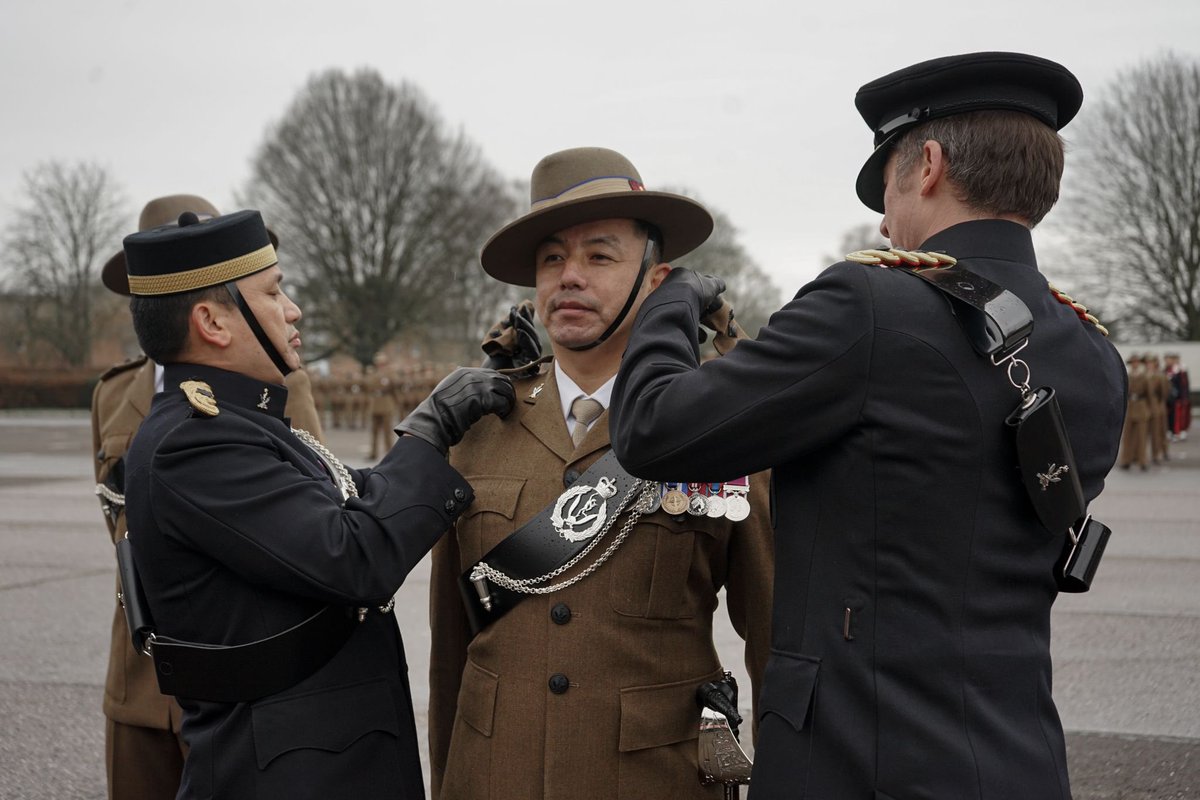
left=471, top=481, right=656, bottom=595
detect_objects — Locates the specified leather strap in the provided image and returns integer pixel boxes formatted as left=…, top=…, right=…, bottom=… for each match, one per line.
left=893, top=263, right=1033, bottom=356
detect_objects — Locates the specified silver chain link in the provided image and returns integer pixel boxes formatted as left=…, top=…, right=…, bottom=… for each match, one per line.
left=472, top=481, right=655, bottom=595
left=292, top=427, right=359, bottom=499
left=95, top=483, right=125, bottom=506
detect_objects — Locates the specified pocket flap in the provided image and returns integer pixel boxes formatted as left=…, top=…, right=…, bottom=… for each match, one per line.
left=459, top=659, right=499, bottom=737
left=252, top=678, right=400, bottom=769
left=464, top=475, right=526, bottom=521
left=618, top=670, right=721, bottom=752
left=758, top=650, right=820, bottom=733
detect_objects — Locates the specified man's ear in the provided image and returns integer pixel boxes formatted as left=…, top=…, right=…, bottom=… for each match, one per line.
left=919, top=140, right=946, bottom=197
left=191, top=298, right=234, bottom=349
left=648, top=262, right=673, bottom=290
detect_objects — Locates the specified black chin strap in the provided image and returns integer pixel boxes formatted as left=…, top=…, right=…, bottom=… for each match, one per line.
left=567, top=237, right=657, bottom=352
left=224, top=280, right=294, bottom=377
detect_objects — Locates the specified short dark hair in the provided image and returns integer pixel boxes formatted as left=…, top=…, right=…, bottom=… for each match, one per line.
left=130, top=286, right=233, bottom=364
left=891, top=109, right=1065, bottom=227
left=633, top=219, right=663, bottom=264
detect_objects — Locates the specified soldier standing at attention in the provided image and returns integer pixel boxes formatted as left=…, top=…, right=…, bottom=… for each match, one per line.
left=90, top=194, right=323, bottom=799
left=119, top=208, right=513, bottom=798
left=610, top=53, right=1127, bottom=799
left=428, top=147, right=773, bottom=799
left=1119, top=353, right=1152, bottom=470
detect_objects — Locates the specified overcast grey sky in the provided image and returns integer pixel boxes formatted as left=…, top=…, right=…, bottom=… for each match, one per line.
left=2, top=0, right=1196, bottom=295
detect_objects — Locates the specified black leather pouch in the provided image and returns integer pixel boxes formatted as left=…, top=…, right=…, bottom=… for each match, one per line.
left=1056, top=515, right=1112, bottom=593
left=1005, top=386, right=1085, bottom=535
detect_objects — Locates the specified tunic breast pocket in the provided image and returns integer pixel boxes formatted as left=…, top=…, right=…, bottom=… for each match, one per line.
left=456, top=475, right=526, bottom=567
left=610, top=515, right=715, bottom=620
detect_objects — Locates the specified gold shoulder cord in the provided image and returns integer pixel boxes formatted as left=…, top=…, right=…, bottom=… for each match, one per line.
left=846, top=248, right=1109, bottom=336
left=1046, top=282, right=1110, bottom=337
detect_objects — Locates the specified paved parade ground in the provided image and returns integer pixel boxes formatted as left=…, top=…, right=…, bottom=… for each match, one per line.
left=1, top=411, right=1196, bottom=799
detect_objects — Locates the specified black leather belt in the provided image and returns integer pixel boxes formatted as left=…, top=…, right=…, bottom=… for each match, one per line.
left=116, top=537, right=358, bottom=703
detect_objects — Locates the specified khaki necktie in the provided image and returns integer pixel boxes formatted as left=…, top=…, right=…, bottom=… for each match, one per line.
left=570, top=396, right=604, bottom=448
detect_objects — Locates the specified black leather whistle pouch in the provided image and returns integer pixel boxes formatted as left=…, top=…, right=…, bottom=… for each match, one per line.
left=1006, top=386, right=1085, bottom=535
left=1056, top=516, right=1112, bottom=593
left=115, top=536, right=156, bottom=655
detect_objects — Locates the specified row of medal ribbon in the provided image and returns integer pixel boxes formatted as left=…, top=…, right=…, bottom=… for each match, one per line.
left=640, top=477, right=751, bottom=522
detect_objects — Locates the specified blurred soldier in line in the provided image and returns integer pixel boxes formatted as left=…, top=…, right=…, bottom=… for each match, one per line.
left=1118, top=354, right=1151, bottom=471
left=428, top=147, right=773, bottom=799
left=90, top=195, right=324, bottom=799
left=1147, top=354, right=1170, bottom=464
left=367, top=359, right=401, bottom=460
left=1166, top=352, right=1191, bottom=441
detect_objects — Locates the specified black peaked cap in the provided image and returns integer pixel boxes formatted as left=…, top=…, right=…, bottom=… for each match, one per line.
left=854, top=52, right=1083, bottom=213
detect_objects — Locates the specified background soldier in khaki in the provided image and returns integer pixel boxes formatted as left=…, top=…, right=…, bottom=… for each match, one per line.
left=1119, top=354, right=1151, bottom=470
left=1147, top=354, right=1170, bottom=464
left=366, top=362, right=401, bottom=459
left=428, top=147, right=773, bottom=799
left=90, top=195, right=323, bottom=799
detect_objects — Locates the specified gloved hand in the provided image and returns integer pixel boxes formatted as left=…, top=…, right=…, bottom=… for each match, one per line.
left=661, top=267, right=726, bottom=316
left=394, top=368, right=515, bottom=455
left=481, top=300, right=542, bottom=373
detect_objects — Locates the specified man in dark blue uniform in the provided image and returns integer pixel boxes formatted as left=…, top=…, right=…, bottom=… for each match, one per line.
left=120, top=209, right=513, bottom=799
left=610, top=53, right=1127, bottom=799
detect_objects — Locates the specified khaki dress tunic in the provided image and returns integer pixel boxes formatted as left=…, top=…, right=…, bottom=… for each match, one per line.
left=429, top=364, right=773, bottom=800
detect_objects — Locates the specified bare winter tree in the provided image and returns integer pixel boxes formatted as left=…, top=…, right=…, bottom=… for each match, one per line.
left=823, top=222, right=887, bottom=266
left=1, top=161, right=127, bottom=366
left=665, top=189, right=785, bottom=337
left=1061, top=52, right=1200, bottom=341
left=245, top=68, right=517, bottom=369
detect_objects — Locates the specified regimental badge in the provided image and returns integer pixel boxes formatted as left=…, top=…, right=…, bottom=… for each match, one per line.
left=552, top=476, right=618, bottom=542
left=1037, top=462, right=1070, bottom=491
left=181, top=380, right=219, bottom=417
left=530, top=383, right=544, bottom=399
left=258, top=388, right=271, bottom=410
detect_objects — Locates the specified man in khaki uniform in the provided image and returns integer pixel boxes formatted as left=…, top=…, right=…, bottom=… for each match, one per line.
left=90, top=195, right=323, bottom=799
left=1118, top=353, right=1151, bottom=470
left=428, top=148, right=773, bottom=799
left=366, top=362, right=401, bottom=459
left=1147, top=354, right=1170, bottom=464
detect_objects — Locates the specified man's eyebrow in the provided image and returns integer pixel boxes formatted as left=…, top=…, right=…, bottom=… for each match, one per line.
left=582, top=234, right=621, bottom=247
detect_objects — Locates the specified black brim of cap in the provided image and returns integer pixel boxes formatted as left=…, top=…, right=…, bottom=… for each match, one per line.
left=856, top=138, right=894, bottom=215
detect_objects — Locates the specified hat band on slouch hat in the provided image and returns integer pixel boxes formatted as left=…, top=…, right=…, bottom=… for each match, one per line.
left=126, top=244, right=277, bottom=296
left=530, top=176, right=646, bottom=211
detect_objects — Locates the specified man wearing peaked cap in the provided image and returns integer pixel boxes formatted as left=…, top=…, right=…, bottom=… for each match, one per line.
left=89, top=194, right=325, bottom=800
left=428, top=147, right=774, bottom=798
left=119, top=208, right=514, bottom=798
left=610, top=53, right=1127, bottom=798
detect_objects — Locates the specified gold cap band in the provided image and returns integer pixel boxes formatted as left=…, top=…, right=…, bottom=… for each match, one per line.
left=127, top=244, right=277, bottom=296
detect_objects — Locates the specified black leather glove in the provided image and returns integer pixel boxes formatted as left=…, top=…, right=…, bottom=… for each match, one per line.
left=696, top=674, right=743, bottom=738
left=481, top=300, right=542, bottom=373
left=394, top=368, right=515, bottom=455
left=661, top=267, right=726, bottom=316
